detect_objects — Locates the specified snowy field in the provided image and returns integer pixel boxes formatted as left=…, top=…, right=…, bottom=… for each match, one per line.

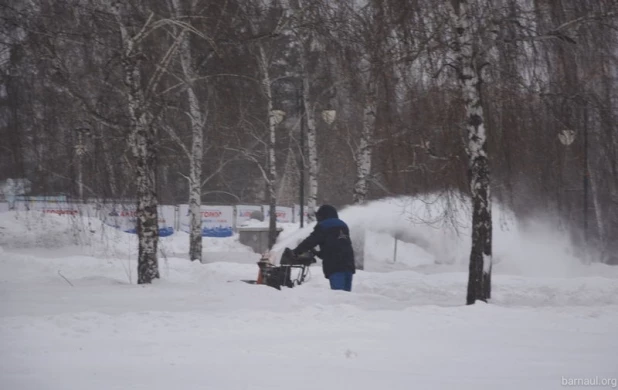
left=1, top=198, right=617, bottom=390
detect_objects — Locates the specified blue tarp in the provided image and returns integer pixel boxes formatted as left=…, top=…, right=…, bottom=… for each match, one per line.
left=201, top=226, right=233, bottom=237
left=117, top=227, right=175, bottom=237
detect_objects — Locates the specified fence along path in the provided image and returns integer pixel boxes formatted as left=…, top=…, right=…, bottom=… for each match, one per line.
left=0, top=201, right=309, bottom=237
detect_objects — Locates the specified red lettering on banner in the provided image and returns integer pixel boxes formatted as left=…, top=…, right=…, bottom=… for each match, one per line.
left=202, top=211, right=222, bottom=218
left=43, top=209, right=78, bottom=216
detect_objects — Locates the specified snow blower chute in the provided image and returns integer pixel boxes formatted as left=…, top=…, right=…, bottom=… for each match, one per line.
left=244, top=248, right=316, bottom=290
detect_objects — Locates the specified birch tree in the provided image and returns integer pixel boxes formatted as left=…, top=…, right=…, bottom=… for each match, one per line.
left=165, top=0, right=208, bottom=263
left=353, top=90, right=376, bottom=204
left=241, top=1, right=290, bottom=249
left=531, top=0, right=618, bottom=264
left=289, top=0, right=319, bottom=221
left=258, top=44, right=280, bottom=249
left=448, top=0, right=493, bottom=304
left=444, top=0, right=618, bottom=302
left=339, top=0, right=391, bottom=205
left=108, top=1, right=189, bottom=283
left=35, top=1, right=180, bottom=283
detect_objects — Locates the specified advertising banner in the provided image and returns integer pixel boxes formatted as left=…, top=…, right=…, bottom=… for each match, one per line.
left=294, top=205, right=311, bottom=224
left=31, top=200, right=80, bottom=216
left=235, top=205, right=263, bottom=226
left=159, top=205, right=177, bottom=232
left=100, top=203, right=174, bottom=237
left=77, top=203, right=98, bottom=218
left=2, top=200, right=324, bottom=236
left=263, top=206, right=293, bottom=223
left=179, top=205, right=234, bottom=237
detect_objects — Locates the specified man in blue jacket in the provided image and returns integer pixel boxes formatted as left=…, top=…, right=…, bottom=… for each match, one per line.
left=292, top=205, right=356, bottom=291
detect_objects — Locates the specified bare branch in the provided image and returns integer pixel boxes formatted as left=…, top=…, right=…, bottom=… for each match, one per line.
left=160, top=123, right=190, bottom=158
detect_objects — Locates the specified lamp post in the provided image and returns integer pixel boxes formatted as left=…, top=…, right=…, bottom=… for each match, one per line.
left=295, top=82, right=336, bottom=228
left=268, top=109, right=285, bottom=248
left=558, top=100, right=589, bottom=257
left=298, top=82, right=305, bottom=227
left=558, top=128, right=575, bottom=230
left=273, top=78, right=337, bottom=228
left=74, top=127, right=90, bottom=202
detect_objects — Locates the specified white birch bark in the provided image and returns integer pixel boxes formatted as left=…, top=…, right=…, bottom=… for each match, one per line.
left=450, top=0, right=492, bottom=304
left=299, top=57, right=319, bottom=222
left=303, top=73, right=319, bottom=222
left=170, top=0, right=205, bottom=263
left=184, top=48, right=205, bottom=263
left=353, top=96, right=375, bottom=204
left=257, top=44, right=278, bottom=249
left=290, top=0, right=318, bottom=222
left=111, top=3, right=160, bottom=284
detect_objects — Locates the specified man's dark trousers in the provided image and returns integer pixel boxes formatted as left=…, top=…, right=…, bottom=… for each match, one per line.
left=329, top=272, right=353, bottom=292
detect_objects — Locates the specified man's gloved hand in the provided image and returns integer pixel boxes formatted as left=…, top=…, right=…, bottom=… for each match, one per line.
left=296, top=250, right=317, bottom=265
left=280, top=247, right=298, bottom=265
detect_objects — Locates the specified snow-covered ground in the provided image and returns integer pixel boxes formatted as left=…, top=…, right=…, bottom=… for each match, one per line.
left=1, top=198, right=617, bottom=390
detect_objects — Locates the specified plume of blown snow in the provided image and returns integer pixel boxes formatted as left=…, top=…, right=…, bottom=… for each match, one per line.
left=270, top=193, right=602, bottom=277
left=272, top=193, right=498, bottom=266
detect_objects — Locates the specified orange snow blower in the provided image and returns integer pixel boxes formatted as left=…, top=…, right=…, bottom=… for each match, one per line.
left=246, top=248, right=316, bottom=290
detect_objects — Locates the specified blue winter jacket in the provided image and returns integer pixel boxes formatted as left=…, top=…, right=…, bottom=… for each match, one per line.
left=293, top=208, right=355, bottom=278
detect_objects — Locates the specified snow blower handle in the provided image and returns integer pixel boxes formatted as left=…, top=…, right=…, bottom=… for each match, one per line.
left=280, top=247, right=316, bottom=266
left=280, top=248, right=298, bottom=265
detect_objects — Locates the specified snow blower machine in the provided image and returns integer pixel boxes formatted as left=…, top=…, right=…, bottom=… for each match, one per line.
left=244, top=248, right=316, bottom=290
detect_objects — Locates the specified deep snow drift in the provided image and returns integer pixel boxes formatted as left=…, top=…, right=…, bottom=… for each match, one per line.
left=1, top=197, right=617, bottom=390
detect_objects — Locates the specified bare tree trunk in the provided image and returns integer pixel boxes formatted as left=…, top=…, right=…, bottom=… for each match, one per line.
left=302, top=73, right=319, bottom=221
left=257, top=44, right=278, bottom=249
left=267, top=108, right=278, bottom=249
left=595, top=101, right=618, bottom=264
left=112, top=4, right=161, bottom=283
left=181, top=37, right=204, bottom=263
left=187, top=87, right=204, bottom=262
left=134, top=118, right=160, bottom=283
left=294, top=0, right=318, bottom=222
left=450, top=0, right=492, bottom=304
left=125, top=65, right=160, bottom=283
left=167, top=0, right=207, bottom=262
left=97, top=124, right=118, bottom=196
left=353, top=95, right=375, bottom=204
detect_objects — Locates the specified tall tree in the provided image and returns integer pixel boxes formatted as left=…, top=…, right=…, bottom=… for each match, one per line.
left=449, top=0, right=493, bottom=304
left=166, top=0, right=208, bottom=263
left=239, top=0, right=292, bottom=248
left=109, top=1, right=183, bottom=283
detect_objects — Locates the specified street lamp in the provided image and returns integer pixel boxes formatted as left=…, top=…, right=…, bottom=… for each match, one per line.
left=557, top=129, right=575, bottom=233
left=270, top=110, right=286, bottom=125
left=558, top=129, right=575, bottom=146
left=295, top=84, right=336, bottom=228
left=321, top=110, right=336, bottom=125
left=557, top=108, right=588, bottom=257
left=273, top=80, right=336, bottom=228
